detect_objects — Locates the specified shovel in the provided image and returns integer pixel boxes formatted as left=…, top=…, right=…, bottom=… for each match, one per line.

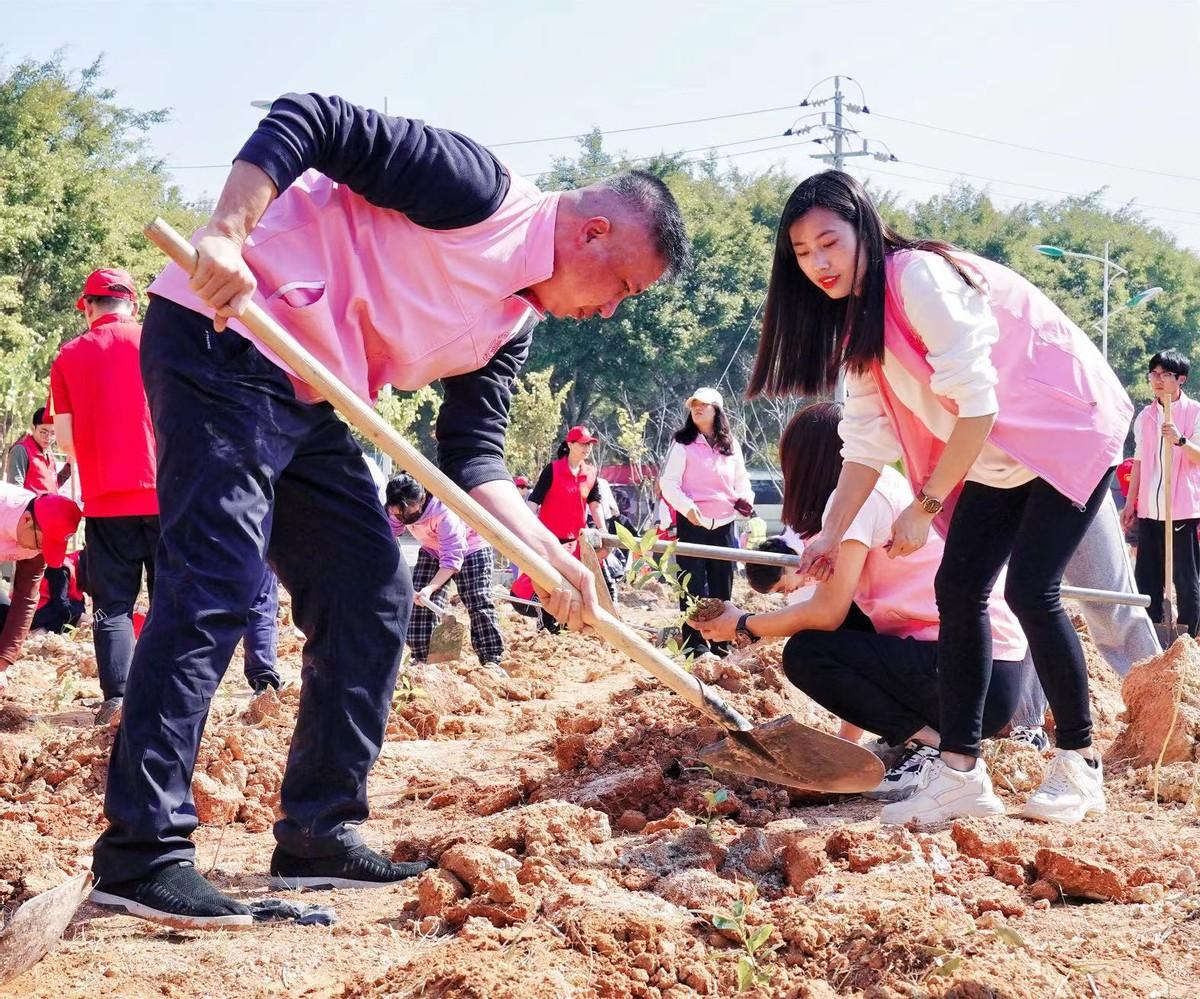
left=1158, top=396, right=1188, bottom=644
left=415, top=595, right=466, bottom=664
left=0, top=872, right=91, bottom=985
left=144, top=218, right=883, bottom=794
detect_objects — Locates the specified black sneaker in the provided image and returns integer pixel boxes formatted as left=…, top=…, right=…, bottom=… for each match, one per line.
left=268, top=844, right=431, bottom=889
left=90, top=861, right=253, bottom=930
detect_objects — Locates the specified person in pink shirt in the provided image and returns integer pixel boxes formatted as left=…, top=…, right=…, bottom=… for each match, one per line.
left=89, top=92, right=689, bottom=929
left=748, top=171, right=1131, bottom=826
left=386, top=474, right=503, bottom=672
left=658, top=387, right=755, bottom=657
left=698, top=403, right=1029, bottom=805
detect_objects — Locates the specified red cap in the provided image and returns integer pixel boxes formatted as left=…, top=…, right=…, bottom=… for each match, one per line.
left=513, top=475, right=530, bottom=488
left=566, top=425, right=599, bottom=444
left=32, top=494, right=82, bottom=568
left=76, top=268, right=138, bottom=311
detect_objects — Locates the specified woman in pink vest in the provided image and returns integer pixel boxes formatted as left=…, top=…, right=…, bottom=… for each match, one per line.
left=659, top=387, right=755, bottom=656
left=697, top=403, right=1030, bottom=806
left=748, top=171, right=1133, bottom=826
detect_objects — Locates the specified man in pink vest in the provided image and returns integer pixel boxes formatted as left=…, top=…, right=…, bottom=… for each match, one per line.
left=1122, top=349, right=1200, bottom=635
left=89, top=92, right=689, bottom=929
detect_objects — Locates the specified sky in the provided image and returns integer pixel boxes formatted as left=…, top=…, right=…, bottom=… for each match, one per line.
left=7, top=0, right=1200, bottom=259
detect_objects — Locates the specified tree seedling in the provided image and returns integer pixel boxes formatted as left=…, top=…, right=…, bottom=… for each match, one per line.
left=698, top=787, right=729, bottom=832
left=709, top=887, right=780, bottom=992
left=392, top=673, right=426, bottom=709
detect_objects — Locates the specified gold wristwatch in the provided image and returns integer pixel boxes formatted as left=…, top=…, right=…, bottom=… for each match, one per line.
left=917, top=490, right=944, bottom=515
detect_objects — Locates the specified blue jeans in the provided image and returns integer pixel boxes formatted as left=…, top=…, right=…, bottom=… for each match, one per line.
left=93, top=298, right=411, bottom=883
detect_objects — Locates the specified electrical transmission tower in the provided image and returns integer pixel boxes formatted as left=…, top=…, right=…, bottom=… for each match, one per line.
left=784, top=75, right=897, bottom=172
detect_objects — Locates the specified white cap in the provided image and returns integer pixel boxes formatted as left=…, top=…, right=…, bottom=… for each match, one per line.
left=687, top=386, right=724, bottom=409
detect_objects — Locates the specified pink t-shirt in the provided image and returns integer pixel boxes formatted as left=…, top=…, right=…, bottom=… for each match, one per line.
left=830, top=466, right=1027, bottom=661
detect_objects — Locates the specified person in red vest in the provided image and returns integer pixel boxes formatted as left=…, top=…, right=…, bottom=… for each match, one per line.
left=48, top=268, right=159, bottom=727
left=5, top=407, right=72, bottom=494
left=526, top=426, right=605, bottom=544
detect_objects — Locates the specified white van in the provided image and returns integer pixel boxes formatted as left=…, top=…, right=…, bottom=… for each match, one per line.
left=746, top=469, right=784, bottom=535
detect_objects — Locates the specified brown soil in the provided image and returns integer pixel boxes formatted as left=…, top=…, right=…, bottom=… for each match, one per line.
left=2, top=598, right=1200, bottom=998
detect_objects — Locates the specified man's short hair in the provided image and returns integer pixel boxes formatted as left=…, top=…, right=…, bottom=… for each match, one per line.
left=745, top=536, right=793, bottom=594
left=1149, top=349, right=1190, bottom=379
left=599, top=170, right=690, bottom=281
left=31, top=406, right=48, bottom=427
left=83, top=294, right=135, bottom=315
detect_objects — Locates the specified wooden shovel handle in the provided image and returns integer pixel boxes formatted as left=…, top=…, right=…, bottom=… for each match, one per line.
left=142, top=218, right=752, bottom=733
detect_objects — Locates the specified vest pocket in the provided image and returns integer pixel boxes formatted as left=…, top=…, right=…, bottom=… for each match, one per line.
left=267, top=281, right=327, bottom=309
left=1024, top=377, right=1097, bottom=412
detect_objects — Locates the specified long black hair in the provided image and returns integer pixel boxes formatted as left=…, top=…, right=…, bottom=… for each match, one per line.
left=673, top=406, right=734, bottom=456
left=748, top=170, right=975, bottom=397
left=779, top=402, right=844, bottom=539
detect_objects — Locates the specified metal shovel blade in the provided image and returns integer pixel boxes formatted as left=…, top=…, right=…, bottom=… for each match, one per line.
left=0, top=871, right=91, bottom=985
left=416, top=595, right=466, bottom=664
left=697, top=714, right=885, bottom=793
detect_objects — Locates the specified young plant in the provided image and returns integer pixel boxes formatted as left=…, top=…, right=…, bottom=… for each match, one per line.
left=697, top=787, right=729, bottom=832
left=392, top=673, right=426, bottom=709
left=614, top=523, right=702, bottom=632
left=709, top=886, right=780, bottom=992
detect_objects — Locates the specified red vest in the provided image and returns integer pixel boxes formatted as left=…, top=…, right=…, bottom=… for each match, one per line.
left=537, top=457, right=595, bottom=541
left=17, top=435, right=57, bottom=494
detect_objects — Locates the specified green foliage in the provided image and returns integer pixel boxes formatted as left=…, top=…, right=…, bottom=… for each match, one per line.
left=374, top=385, right=439, bottom=440
left=709, top=886, right=780, bottom=992
left=505, top=367, right=573, bottom=477
left=392, top=673, right=425, bottom=709
left=0, top=53, right=206, bottom=442
left=697, top=786, right=728, bottom=832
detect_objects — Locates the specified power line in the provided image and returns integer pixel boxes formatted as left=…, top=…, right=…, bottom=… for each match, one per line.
left=488, top=103, right=801, bottom=149
left=867, top=111, right=1200, bottom=185
left=524, top=137, right=822, bottom=181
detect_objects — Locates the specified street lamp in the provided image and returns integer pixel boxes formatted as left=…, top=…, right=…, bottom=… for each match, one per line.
left=1034, top=243, right=1162, bottom=360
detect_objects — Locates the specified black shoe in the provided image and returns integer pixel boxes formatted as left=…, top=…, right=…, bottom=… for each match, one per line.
left=90, top=861, right=253, bottom=930
left=250, top=679, right=280, bottom=695
left=268, top=844, right=431, bottom=889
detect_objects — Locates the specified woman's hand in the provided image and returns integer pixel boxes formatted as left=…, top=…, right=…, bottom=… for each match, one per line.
left=796, top=530, right=841, bottom=582
left=684, top=507, right=704, bottom=526
left=888, top=502, right=935, bottom=558
left=694, top=602, right=742, bottom=643
left=1120, top=501, right=1138, bottom=533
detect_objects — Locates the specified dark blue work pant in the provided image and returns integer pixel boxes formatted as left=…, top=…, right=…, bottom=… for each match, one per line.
left=92, top=297, right=411, bottom=883
left=243, top=565, right=281, bottom=689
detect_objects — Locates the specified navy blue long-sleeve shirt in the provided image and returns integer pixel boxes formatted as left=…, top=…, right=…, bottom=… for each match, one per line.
left=235, top=92, right=530, bottom=491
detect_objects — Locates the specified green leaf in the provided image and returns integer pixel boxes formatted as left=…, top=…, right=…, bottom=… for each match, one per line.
left=993, top=925, right=1027, bottom=950
left=614, top=521, right=637, bottom=551
left=736, top=957, right=755, bottom=992
left=640, top=526, right=659, bottom=551
left=711, top=914, right=737, bottom=931
left=925, top=954, right=964, bottom=979
left=713, top=788, right=729, bottom=804
left=730, top=900, right=745, bottom=919
left=747, top=924, right=773, bottom=952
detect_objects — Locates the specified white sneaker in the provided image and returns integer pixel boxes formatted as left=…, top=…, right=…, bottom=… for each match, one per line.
left=880, top=756, right=1005, bottom=825
left=1019, top=749, right=1106, bottom=823
left=865, top=744, right=940, bottom=802
left=1008, top=725, right=1051, bottom=752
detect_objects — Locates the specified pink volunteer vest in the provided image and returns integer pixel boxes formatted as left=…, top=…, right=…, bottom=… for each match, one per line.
left=1135, top=395, right=1200, bottom=520
left=871, top=250, right=1133, bottom=529
left=678, top=438, right=744, bottom=520
left=0, top=484, right=40, bottom=562
left=149, top=171, right=558, bottom=403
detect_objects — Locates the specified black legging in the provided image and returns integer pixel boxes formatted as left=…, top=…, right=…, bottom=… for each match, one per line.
left=675, top=517, right=736, bottom=655
left=935, top=471, right=1113, bottom=756
left=784, top=627, right=1027, bottom=747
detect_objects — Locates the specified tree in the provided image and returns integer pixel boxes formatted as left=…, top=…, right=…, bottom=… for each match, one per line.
left=0, top=53, right=205, bottom=442
left=505, top=368, right=573, bottom=478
